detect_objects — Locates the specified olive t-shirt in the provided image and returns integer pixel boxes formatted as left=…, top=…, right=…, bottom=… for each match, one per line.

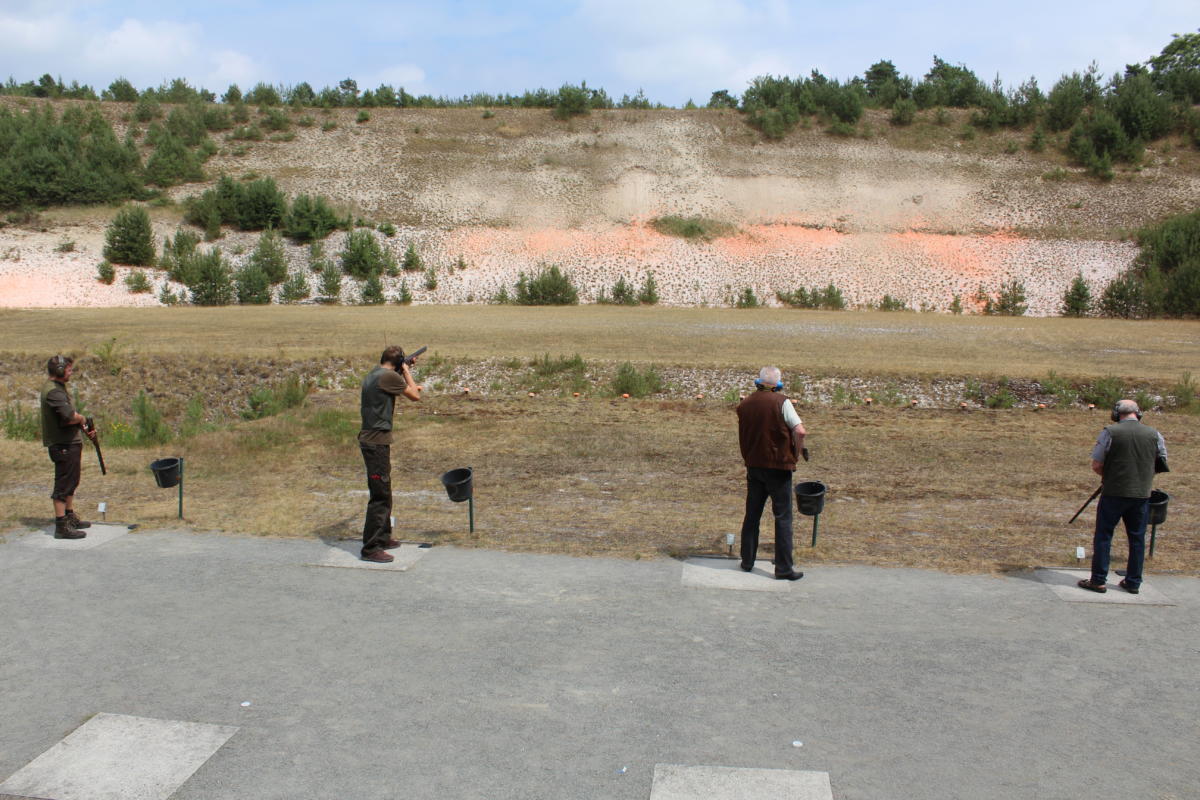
left=40, top=380, right=81, bottom=447
left=357, top=368, right=409, bottom=445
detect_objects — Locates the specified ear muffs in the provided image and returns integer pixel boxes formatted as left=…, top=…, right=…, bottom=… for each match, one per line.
left=48, top=355, right=68, bottom=378
left=1112, top=403, right=1143, bottom=422
left=754, top=378, right=785, bottom=391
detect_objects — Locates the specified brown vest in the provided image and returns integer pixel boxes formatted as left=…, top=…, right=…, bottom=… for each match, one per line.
left=737, top=389, right=797, bottom=471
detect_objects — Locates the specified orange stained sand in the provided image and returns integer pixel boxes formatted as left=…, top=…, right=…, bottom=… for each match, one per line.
left=890, top=231, right=1021, bottom=280
left=713, top=224, right=845, bottom=259
left=449, top=224, right=668, bottom=263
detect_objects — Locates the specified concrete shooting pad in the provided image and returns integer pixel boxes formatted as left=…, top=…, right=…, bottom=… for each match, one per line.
left=0, top=713, right=237, bottom=800
left=1034, top=568, right=1176, bottom=605
left=310, top=540, right=431, bottom=571
left=681, top=558, right=795, bottom=592
left=649, top=764, right=833, bottom=800
left=15, top=523, right=131, bottom=551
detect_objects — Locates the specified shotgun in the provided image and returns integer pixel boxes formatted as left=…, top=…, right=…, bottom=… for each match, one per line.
left=83, top=417, right=106, bottom=475
left=1068, top=485, right=1101, bottom=524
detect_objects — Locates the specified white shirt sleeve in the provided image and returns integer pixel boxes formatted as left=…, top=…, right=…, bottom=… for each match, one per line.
left=782, top=399, right=802, bottom=430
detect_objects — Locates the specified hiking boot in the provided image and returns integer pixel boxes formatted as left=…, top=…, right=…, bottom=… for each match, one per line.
left=362, top=550, right=394, bottom=563
left=65, top=510, right=91, bottom=529
left=54, top=517, right=86, bottom=540
left=382, top=538, right=402, bottom=550
left=1077, top=578, right=1107, bottom=593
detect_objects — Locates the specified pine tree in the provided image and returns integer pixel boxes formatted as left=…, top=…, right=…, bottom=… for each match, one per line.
left=318, top=258, right=342, bottom=303
left=103, top=206, right=155, bottom=266
left=1061, top=273, right=1092, bottom=316
left=278, top=270, right=310, bottom=303
left=360, top=273, right=385, bottom=305
left=235, top=262, right=272, bottom=304
left=249, top=229, right=288, bottom=284
left=188, top=250, right=235, bottom=306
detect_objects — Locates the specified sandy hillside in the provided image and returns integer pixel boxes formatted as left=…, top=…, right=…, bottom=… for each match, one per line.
left=2, top=103, right=1198, bottom=313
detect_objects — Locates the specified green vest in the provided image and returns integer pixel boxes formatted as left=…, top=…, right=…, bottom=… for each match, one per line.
left=360, top=366, right=396, bottom=432
left=40, top=380, right=80, bottom=447
left=1101, top=420, right=1159, bottom=498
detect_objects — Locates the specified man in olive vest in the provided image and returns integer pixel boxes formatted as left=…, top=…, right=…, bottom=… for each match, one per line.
left=40, top=355, right=97, bottom=539
left=737, top=366, right=808, bottom=580
left=359, top=346, right=422, bottom=563
left=1078, top=399, right=1167, bottom=594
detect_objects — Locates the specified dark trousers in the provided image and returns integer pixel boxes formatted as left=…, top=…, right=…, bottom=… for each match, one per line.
left=1091, top=495, right=1149, bottom=588
left=360, top=443, right=393, bottom=556
left=48, top=442, right=82, bottom=501
left=740, top=467, right=795, bottom=575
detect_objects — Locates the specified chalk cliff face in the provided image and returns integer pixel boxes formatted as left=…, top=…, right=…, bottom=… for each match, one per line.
left=3, top=104, right=1198, bottom=311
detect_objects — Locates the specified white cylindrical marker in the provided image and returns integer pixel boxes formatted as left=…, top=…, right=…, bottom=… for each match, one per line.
left=1075, top=546, right=1086, bottom=560
left=725, top=533, right=735, bottom=546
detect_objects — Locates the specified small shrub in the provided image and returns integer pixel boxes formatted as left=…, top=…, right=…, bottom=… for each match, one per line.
left=96, top=261, right=115, bottom=284
left=360, top=273, right=385, bottom=304
left=103, top=206, right=155, bottom=266
left=949, top=294, right=963, bottom=314
left=611, top=362, right=663, bottom=398
left=877, top=294, right=908, bottom=311
left=650, top=216, right=735, bottom=241
left=229, top=125, right=264, bottom=141
left=297, top=115, right=316, bottom=128
left=356, top=110, right=370, bottom=124
left=891, top=98, right=916, bottom=126
left=55, top=239, right=75, bottom=253
left=248, top=229, right=288, bottom=284
left=395, top=278, right=413, bottom=305
left=187, top=250, right=235, bottom=306
left=1061, top=273, right=1092, bottom=317
left=599, top=276, right=637, bottom=305
left=124, top=269, right=152, bottom=293
left=241, top=375, right=311, bottom=420
left=1080, top=376, right=1124, bottom=408
left=994, top=280, right=1027, bottom=316
left=514, top=265, right=579, bottom=305
left=1171, top=372, right=1197, bottom=412
left=285, top=195, right=347, bottom=242
left=321, top=120, right=338, bottom=132
left=132, top=390, right=172, bottom=445
left=985, top=378, right=1017, bottom=409
left=1041, top=370, right=1077, bottom=406
left=92, top=337, right=125, bottom=375
left=158, top=283, right=180, bottom=305
left=402, top=241, right=423, bottom=271
left=317, top=258, right=342, bottom=303
left=2, top=404, right=39, bottom=441
left=735, top=287, right=759, bottom=308
left=340, top=229, right=391, bottom=279
left=423, top=266, right=438, bottom=291
left=234, top=262, right=272, bottom=304
left=278, top=270, right=310, bottom=303
left=638, top=272, right=659, bottom=305
left=378, top=222, right=397, bottom=237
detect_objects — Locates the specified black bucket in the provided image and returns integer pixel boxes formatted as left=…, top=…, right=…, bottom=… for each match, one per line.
left=795, top=481, right=826, bottom=516
left=1149, top=490, right=1169, bottom=526
left=149, top=457, right=182, bottom=489
left=440, top=467, right=473, bottom=502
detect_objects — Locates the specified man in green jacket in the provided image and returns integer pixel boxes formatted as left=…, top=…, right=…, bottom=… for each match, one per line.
left=358, top=346, right=422, bottom=563
left=1078, top=399, right=1167, bottom=595
left=40, top=355, right=97, bottom=539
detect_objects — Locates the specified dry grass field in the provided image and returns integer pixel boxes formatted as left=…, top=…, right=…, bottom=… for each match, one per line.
left=1, top=307, right=1195, bottom=574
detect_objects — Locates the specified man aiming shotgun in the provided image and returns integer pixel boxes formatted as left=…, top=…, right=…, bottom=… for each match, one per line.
left=358, top=345, right=423, bottom=563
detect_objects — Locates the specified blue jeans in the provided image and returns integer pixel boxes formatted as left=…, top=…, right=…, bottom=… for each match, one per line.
left=740, top=468, right=795, bottom=575
left=1091, top=495, right=1149, bottom=588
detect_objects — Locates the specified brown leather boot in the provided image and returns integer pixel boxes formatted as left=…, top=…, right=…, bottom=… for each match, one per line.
left=54, top=517, right=86, bottom=540
left=65, top=510, right=92, bottom=529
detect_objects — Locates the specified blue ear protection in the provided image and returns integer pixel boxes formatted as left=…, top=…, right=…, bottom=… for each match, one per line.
left=754, top=378, right=784, bottom=391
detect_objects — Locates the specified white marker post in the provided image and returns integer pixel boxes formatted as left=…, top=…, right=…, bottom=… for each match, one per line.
left=98, top=501, right=107, bottom=522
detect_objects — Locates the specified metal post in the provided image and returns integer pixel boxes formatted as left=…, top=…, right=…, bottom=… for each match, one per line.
left=1149, top=523, right=1157, bottom=558
left=178, top=458, right=184, bottom=520
left=811, top=514, right=820, bottom=547
left=468, top=495, right=474, bottom=534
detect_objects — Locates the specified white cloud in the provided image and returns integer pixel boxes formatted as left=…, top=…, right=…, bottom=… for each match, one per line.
left=206, top=50, right=261, bottom=90
left=83, top=18, right=199, bottom=74
left=0, top=10, right=75, bottom=55
left=361, top=64, right=427, bottom=90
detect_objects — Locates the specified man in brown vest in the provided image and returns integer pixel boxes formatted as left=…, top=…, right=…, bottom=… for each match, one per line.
left=358, top=346, right=422, bottom=563
left=40, top=355, right=98, bottom=539
left=737, top=366, right=808, bottom=580
left=1078, top=399, right=1167, bottom=594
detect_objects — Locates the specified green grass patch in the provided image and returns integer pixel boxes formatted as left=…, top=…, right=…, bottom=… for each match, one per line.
left=649, top=216, right=736, bottom=241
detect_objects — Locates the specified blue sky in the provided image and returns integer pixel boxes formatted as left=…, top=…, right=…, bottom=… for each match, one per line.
left=1, top=1, right=1196, bottom=104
